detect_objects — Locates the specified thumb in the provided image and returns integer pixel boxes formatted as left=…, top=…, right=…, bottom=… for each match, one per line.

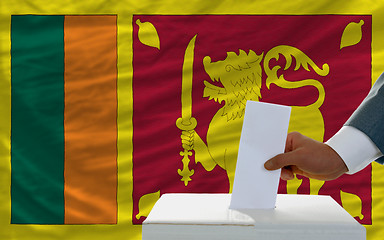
left=264, top=151, right=298, bottom=171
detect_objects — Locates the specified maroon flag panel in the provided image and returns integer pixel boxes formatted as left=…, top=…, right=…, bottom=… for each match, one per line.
left=132, top=15, right=372, bottom=225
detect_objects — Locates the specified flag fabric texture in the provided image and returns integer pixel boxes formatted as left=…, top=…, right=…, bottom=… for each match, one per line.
left=11, top=14, right=117, bottom=225
left=2, top=0, right=384, bottom=240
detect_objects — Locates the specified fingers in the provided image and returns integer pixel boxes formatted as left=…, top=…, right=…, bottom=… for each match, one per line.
left=264, top=131, right=348, bottom=181
left=281, top=167, right=294, bottom=181
left=284, top=131, right=304, bottom=152
left=264, top=151, right=299, bottom=171
left=264, top=157, right=295, bottom=181
left=264, top=132, right=302, bottom=170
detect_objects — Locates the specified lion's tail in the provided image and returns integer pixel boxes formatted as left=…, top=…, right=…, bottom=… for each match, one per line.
left=263, top=45, right=329, bottom=109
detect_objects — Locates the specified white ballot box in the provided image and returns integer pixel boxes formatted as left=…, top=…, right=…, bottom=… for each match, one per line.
left=142, top=193, right=366, bottom=240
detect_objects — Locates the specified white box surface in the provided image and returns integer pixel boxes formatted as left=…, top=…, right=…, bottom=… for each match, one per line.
left=142, top=193, right=366, bottom=240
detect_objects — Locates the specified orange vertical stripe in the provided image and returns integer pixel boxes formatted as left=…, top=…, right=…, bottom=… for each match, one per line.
left=64, top=15, right=117, bottom=224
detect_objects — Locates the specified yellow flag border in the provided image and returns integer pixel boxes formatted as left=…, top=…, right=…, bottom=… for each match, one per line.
left=1, top=0, right=384, bottom=239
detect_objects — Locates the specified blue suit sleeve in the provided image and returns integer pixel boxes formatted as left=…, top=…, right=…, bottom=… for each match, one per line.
left=345, top=73, right=384, bottom=164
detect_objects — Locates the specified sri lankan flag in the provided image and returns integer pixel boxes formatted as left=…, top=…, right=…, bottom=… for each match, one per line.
left=2, top=1, right=384, bottom=240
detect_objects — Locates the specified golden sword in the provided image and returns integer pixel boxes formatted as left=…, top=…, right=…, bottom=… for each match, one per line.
left=176, top=34, right=198, bottom=186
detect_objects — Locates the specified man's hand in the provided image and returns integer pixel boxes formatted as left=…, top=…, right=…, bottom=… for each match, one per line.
left=264, top=132, right=348, bottom=181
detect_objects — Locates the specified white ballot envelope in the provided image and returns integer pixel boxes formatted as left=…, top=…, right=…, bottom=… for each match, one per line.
left=230, top=100, right=291, bottom=209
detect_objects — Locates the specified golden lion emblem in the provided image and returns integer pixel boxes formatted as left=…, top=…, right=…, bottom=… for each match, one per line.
left=182, top=45, right=329, bottom=193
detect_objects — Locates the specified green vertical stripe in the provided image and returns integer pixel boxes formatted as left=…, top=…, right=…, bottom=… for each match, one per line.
left=11, top=15, right=64, bottom=224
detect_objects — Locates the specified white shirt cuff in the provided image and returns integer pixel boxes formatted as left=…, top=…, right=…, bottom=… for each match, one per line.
left=325, top=126, right=383, bottom=174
